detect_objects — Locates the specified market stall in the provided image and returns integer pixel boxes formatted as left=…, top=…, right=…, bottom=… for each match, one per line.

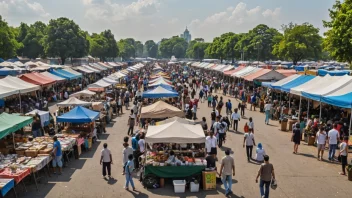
left=69, top=90, right=96, bottom=98
left=142, top=86, right=178, bottom=99
left=140, top=101, right=184, bottom=119
left=57, top=97, right=92, bottom=107
left=142, top=119, right=206, bottom=189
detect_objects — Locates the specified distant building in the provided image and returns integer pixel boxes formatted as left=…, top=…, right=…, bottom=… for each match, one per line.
left=180, top=27, right=192, bottom=43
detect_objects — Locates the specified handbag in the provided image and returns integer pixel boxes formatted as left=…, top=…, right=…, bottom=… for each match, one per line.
left=271, top=178, right=277, bottom=190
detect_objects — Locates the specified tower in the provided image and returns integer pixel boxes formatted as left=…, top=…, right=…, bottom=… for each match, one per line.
left=180, top=27, right=191, bottom=43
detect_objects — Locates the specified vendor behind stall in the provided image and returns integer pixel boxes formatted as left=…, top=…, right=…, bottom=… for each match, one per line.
left=206, top=153, right=216, bottom=169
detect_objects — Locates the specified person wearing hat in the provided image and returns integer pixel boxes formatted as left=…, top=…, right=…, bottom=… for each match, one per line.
left=256, top=143, right=266, bottom=163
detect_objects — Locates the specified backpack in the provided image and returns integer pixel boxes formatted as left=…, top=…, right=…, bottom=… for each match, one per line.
left=244, top=123, right=249, bottom=132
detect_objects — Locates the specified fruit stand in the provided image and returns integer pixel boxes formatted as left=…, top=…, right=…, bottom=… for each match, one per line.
left=142, top=119, right=206, bottom=189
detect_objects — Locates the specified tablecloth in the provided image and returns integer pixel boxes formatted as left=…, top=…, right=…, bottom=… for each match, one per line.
left=0, top=168, right=31, bottom=184
left=144, top=165, right=205, bottom=178
left=25, top=156, right=51, bottom=172
left=0, top=179, right=14, bottom=197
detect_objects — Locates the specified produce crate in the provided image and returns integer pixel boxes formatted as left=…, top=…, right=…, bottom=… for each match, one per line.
left=25, top=150, right=38, bottom=158
left=39, top=148, right=53, bottom=154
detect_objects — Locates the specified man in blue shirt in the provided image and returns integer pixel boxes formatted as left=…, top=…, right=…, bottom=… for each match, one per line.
left=131, top=133, right=140, bottom=169
left=226, top=99, right=232, bottom=115
left=52, top=136, right=63, bottom=174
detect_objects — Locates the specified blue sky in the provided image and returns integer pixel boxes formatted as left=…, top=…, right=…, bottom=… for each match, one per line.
left=0, top=0, right=335, bottom=42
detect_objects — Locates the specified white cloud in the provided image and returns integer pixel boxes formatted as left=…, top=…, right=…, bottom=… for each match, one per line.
left=188, top=2, right=282, bottom=41
left=83, top=0, right=160, bottom=22
left=0, top=0, right=49, bottom=18
left=168, top=18, right=179, bottom=24
left=262, top=8, right=281, bottom=19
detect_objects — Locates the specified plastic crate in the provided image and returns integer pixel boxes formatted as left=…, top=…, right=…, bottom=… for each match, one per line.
left=173, top=180, right=186, bottom=193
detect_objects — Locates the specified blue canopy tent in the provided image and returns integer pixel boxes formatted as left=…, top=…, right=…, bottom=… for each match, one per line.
left=280, top=75, right=315, bottom=92
left=321, top=93, right=352, bottom=109
left=317, top=69, right=350, bottom=76
left=57, top=106, right=100, bottom=123
left=49, top=69, right=79, bottom=80
left=143, top=86, right=178, bottom=99
left=261, top=82, right=273, bottom=88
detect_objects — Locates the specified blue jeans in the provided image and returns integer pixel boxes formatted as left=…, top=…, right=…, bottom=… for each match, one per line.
left=32, top=129, right=40, bottom=138
left=125, top=174, right=135, bottom=188
left=260, top=180, right=271, bottom=198
left=222, top=175, right=232, bottom=194
left=328, top=144, right=337, bottom=160
left=265, top=110, right=270, bottom=124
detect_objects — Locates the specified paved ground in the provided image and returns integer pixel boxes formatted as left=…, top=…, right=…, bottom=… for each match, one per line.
left=14, top=91, right=352, bottom=198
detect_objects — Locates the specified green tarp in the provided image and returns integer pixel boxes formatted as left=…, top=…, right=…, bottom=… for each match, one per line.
left=0, top=113, right=33, bottom=139
left=144, top=165, right=205, bottom=178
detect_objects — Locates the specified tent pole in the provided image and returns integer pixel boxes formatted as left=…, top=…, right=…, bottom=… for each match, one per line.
left=298, top=96, right=302, bottom=119
left=18, top=93, right=22, bottom=113
left=288, top=94, right=291, bottom=114
left=307, top=99, right=310, bottom=121
left=319, top=101, right=322, bottom=122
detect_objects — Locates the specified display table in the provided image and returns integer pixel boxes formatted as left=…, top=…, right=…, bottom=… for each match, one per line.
left=0, top=179, right=16, bottom=197
left=144, top=165, right=205, bottom=178
left=0, top=168, right=31, bottom=184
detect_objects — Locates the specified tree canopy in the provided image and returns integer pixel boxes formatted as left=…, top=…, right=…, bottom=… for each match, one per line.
left=323, top=0, right=352, bottom=64
left=272, top=22, right=322, bottom=65
left=144, top=40, right=158, bottom=58
left=159, top=36, right=188, bottom=58
left=17, top=21, right=46, bottom=59
left=44, top=17, right=89, bottom=64
left=0, top=16, right=22, bottom=59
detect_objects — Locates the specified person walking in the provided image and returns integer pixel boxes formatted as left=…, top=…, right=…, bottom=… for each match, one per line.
left=219, top=150, right=235, bottom=196
left=239, top=100, right=246, bottom=118
left=52, top=136, right=63, bottom=175
left=207, top=94, right=213, bottom=107
left=192, top=104, right=197, bottom=120
left=250, top=94, right=256, bottom=111
left=231, top=108, right=241, bottom=132
left=226, top=99, right=232, bottom=115
left=339, top=136, right=349, bottom=175
left=248, top=117, right=254, bottom=133
left=217, top=118, right=227, bottom=148
left=292, top=123, right=301, bottom=154
left=315, top=126, right=327, bottom=160
left=100, top=143, right=112, bottom=178
left=256, top=155, right=275, bottom=198
left=328, top=123, right=339, bottom=161
left=217, top=98, right=224, bottom=115
left=131, top=133, right=140, bottom=169
left=122, top=143, right=133, bottom=175
left=199, top=89, right=204, bottom=103
left=127, top=110, right=136, bottom=136
left=264, top=101, right=272, bottom=125
left=243, top=129, right=256, bottom=162
left=124, top=154, right=136, bottom=191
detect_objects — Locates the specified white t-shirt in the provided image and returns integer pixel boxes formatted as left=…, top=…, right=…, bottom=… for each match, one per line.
left=316, top=131, right=327, bottom=144
left=231, top=112, right=240, bottom=120
left=328, top=129, right=339, bottom=144
left=256, top=148, right=266, bottom=161
left=205, top=136, right=217, bottom=152
left=244, top=133, right=254, bottom=146
left=212, top=122, right=220, bottom=134
left=264, top=104, right=271, bottom=111
left=340, top=142, right=347, bottom=156
left=123, top=146, right=133, bottom=164
left=248, top=121, right=254, bottom=129
left=138, top=139, right=145, bottom=152
left=101, top=148, right=111, bottom=162
left=215, top=110, right=219, bottom=117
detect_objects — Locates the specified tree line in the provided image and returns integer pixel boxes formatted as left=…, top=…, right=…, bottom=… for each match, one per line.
left=0, top=1, right=351, bottom=65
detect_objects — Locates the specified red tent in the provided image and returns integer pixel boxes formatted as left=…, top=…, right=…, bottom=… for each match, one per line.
left=20, top=73, right=56, bottom=86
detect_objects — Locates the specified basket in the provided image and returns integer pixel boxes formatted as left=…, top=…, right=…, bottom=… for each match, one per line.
left=39, top=148, right=53, bottom=154
left=25, top=150, right=38, bottom=158
left=15, top=150, right=25, bottom=156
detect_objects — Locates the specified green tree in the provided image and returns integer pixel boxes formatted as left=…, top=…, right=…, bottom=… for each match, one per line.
left=44, top=17, right=89, bottom=65
left=159, top=36, right=188, bottom=58
left=144, top=40, right=158, bottom=58
left=0, top=16, right=22, bottom=59
left=17, top=21, right=47, bottom=59
left=205, top=37, right=225, bottom=62
left=186, top=38, right=209, bottom=60
left=117, top=39, right=135, bottom=60
left=272, top=22, right=322, bottom=65
left=101, top=30, right=118, bottom=60
left=88, top=33, right=108, bottom=61
left=323, top=0, right=352, bottom=65
left=135, top=41, right=144, bottom=57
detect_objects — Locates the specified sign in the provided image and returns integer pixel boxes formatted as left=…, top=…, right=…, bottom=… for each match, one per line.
left=202, top=171, right=216, bottom=190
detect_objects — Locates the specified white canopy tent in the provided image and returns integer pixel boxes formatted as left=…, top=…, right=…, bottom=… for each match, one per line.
left=102, top=77, right=118, bottom=85
left=0, top=85, right=19, bottom=98
left=57, top=97, right=92, bottom=107
left=145, top=120, right=205, bottom=144
left=25, top=109, right=50, bottom=127
left=231, top=66, right=255, bottom=77
left=290, top=76, right=328, bottom=96
left=140, top=101, right=184, bottom=118
left=0, top=76, right=40, bottom=93
left=270, top=74, right=301, bottom=90
left=148, top=78, right=173, bottom=87
left=69, top=90, right=96, bottom=98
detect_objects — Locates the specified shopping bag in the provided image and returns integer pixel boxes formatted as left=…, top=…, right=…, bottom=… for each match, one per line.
left=271, top=179, right=277, bottom=190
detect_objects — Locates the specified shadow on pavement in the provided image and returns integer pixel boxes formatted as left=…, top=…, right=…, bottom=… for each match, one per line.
left=80, top=141, right=101, bottom=158
left=98, top=133, right=110, bottom=140
left=296, top=153, right=316, bottom=159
